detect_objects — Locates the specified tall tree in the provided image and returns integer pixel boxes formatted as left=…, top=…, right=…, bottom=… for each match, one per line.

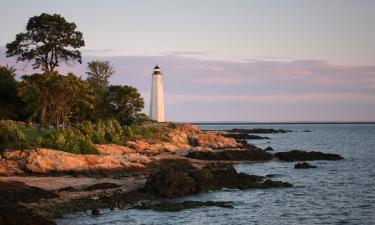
left=86, top=60, right=115, bottom=92
left=102, top=85, right=144, bottom=125
left=6, top=13, right=85, bottom=72
left=85, top=60, right=115, bottom=120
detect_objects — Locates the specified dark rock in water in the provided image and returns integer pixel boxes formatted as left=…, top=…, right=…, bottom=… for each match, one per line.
left=265, top=174, right=279, bottom=178
left=83, top=182, right=121, bottom=191
left=0, top=181, right=58, bottom=203
left=223, top=133, right=269, bottom=140
left=229, top=128, right=291, bottom=134
left=302, top=129, right=312, bottom=132
left=91, top=208, right=100, bottom=215
left=133, top=200, right=233, bottom=212
left=0, top=204, right=56, bottom=225
left=191, top=163, right=279, bottom=192
left=143, top=168, right=197, bottom=198
left=248, top=135, right=270, bottom=140
left=186, top=149, right=273, bottom=161
left=238, top=140, right=248, bottom=145
left=275, top=150, right=344, bottom=161
left=264, top=147, right=274, bottom=151
left=143, top=162, right=292, bottom=198
left=295, top=162, right=317, bottom=169
left=148, top=158, right=196, bottom=174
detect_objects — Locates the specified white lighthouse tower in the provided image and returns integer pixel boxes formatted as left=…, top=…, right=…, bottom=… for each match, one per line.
left=149, top=65, right=166, bottom=122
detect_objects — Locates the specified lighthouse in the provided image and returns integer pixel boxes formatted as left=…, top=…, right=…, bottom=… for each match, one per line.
left=149, top=65, right=166, bottom=122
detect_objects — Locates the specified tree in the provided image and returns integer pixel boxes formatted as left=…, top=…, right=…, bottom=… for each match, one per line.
left=85, top=60, right=115, bottom=120
left=44, top=72, right=94, bottom=129
left=102, top=85, right=144, bottom=125
left=18, top=72, right=94, bottom=129
left=86, top=60, right=115, bottom=92
left=6, top=13, right=85, bottom=72
left=0, top=65, right=21, bottom=119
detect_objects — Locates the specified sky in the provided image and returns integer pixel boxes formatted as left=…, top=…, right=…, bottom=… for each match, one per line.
left=0, top=0, right=375, bottom=122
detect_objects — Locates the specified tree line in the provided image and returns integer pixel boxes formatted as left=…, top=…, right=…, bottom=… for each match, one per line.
left=0, top=13, right=146, bottom=129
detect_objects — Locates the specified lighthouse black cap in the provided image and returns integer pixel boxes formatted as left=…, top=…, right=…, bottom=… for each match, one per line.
left=153, top=65, right=162, bottom=75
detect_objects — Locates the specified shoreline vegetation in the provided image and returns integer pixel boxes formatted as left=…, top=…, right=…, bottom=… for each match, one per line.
left=0, top=120, right=344, bottom=225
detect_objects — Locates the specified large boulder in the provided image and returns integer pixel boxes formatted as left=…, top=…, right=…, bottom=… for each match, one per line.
left=142, top=162, right=292, bottom=198
left=143, top=168, right=197, bottom=198
left=0, top=180, right=58, bottom=203
left=0, top=204, right=56, bottom=225
left=2, top=148, right=146, bottom=176
left=186, top=149, right=273, bottom=161
left=275, top=150, right=344, bottom=161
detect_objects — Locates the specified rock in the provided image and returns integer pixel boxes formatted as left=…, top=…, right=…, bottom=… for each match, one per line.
left=142, top=162, right=292, bottom=198
left=0, top=159, right=25, bottom=176
left=2, top=148, right=147, bottom=176
left=133, top=200, right=233, bottom=212
left=91, top=208, right=100, bottom=215
left=0, top=180, right=58, bottom=203
left=229, top=128, right=291, bottom=134
left=0, top=204, right=56, bottom=225
left=223, top=133, right=269, bottom=140
left=57, top=186, right=78, bottom=192
left=264, top=147, right=274, bottom=151
left=143, top=168, right=197, bottom=198
left=186, top=149, right=273, bottom=161
left=294, top=162, right=317, bottom=169
left=265, top=174, right=279, bottom=178
left=148, top=158, right=196, bottom=173
left=95, top=144, right=134, bottom=155
left=83, top=182, right=121, bottom=191
left=191, top=133, right=242, bottom=149
left=275, top=150, right=344, bottom=161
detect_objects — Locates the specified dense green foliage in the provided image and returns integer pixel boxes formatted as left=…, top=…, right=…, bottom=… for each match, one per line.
left=0, top=66, right=22, bottom=120
left=124, top=123, right=170, bottom=142
left=102, top=85, right=145, bottom=125
left=38, top=127, right=98, bottom=155
left=76, top=119, right=124, bottom=144
left=0, top=120, right=28, bottom=151
left=85, top=60, right=113, bottom=121
left=6, top=13, right=85, bottom=72
left=86, top=60, right=115, bottom=93
left=18, top=72, right=95, bottom=128
left=38, top=119, right=127, bottom=154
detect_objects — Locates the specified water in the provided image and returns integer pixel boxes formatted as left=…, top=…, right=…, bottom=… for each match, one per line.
left=56, top=124, right=375, bottom=225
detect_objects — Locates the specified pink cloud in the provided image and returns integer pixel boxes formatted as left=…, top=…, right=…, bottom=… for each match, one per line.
left=163, top=93, right=375, bottom=104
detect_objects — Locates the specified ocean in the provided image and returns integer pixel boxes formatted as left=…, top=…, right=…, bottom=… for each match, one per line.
left=56, top=124, right=375, bottom=225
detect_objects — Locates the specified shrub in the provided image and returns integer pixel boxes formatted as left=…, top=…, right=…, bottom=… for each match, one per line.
left=124, top=124, right=170, bottom=141
left=187, top=135, right=199, bottom=147
left=77, top=119, right=124, bottom=144
left=39, top=127, right=98, bottom=155
left=0, top=120, right=28, bottom=151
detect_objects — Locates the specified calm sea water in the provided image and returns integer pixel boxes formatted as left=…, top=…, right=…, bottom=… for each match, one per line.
left=57, top=124, right=375, bottom=225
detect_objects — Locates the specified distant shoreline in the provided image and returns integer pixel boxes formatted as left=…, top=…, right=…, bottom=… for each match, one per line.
left=190, top=122, right=375, bottom=125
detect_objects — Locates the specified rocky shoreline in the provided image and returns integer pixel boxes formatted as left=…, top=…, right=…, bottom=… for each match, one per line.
left=0, top=124, right=344, bottom=225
